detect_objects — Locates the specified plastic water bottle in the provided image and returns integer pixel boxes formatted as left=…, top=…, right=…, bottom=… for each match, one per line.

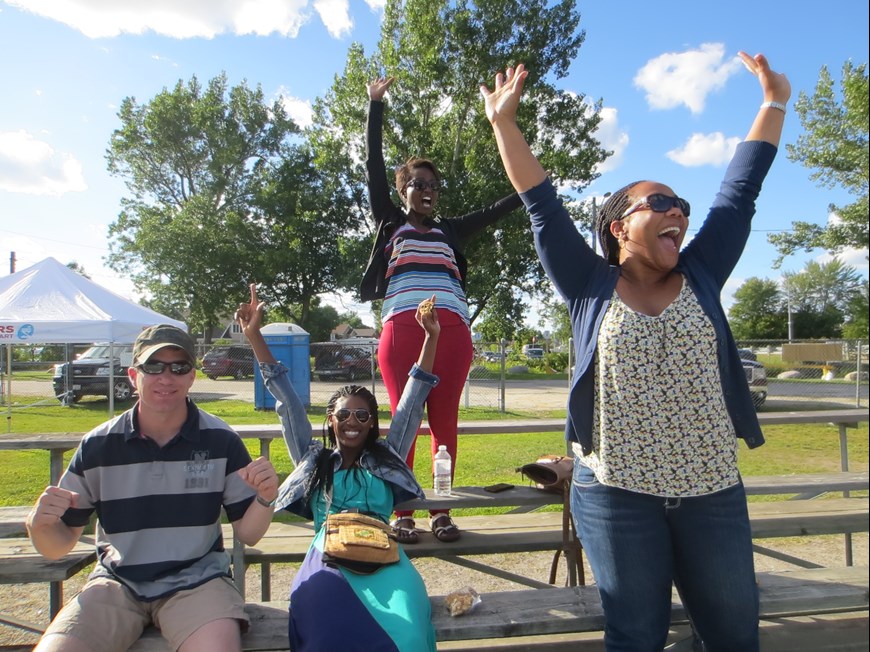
left=433, top=445, right=452, bottom=496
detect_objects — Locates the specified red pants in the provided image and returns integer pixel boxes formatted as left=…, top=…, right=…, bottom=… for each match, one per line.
left=379, top=309, right=473, bottom=517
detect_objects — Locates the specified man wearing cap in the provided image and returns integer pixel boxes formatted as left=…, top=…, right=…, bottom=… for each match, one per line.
left=26, top=324, right=278, bottom=652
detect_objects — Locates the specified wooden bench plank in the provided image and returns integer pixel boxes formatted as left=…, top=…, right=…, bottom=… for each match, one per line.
left=227, top=498, right=869, bottom=568
left=0, top=537, right=96, bottom=584
left=396, top=471, right=869, bottom=512
left=126, top=567, right=870, bottom=650
left=0, top=505, right=32, bottom=538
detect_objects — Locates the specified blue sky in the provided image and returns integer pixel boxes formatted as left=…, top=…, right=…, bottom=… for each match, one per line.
left=1, top=0, right=867, bottom=331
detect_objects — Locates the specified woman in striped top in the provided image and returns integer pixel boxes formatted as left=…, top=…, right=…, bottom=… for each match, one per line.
left=361, top=76, right=523, bottom=543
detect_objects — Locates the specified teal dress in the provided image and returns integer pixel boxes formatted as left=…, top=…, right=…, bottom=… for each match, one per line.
left=288, top=468, right=436, bottom=651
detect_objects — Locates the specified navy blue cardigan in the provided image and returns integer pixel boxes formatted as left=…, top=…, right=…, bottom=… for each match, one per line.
left=522, top=141, right=777, bottom=455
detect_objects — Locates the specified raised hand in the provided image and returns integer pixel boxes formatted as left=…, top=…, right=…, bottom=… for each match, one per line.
left=737, top=52, right=791, bottom=105
left=368, top=76, right=396, bottom=102
left=415, top=295, right=440, bottom=339
left=235, top=283, right=265, bottom=335
left=479, top=64, right=529, bottom=126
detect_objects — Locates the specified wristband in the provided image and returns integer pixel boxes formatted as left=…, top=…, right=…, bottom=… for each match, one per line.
left=256, top=495, right=276, bottom=508
left=760, top=101, right=786, bottom=114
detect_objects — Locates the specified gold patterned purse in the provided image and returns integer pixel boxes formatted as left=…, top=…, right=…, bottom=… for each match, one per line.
left=322, top=511, right=399, bottom=574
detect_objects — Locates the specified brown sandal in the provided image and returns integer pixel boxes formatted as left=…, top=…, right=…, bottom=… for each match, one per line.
left=429, top=513, right=461, bottom=542
left=390, top=517, right=419, bottom=544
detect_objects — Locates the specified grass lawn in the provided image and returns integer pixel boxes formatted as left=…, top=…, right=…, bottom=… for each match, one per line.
left=1, top=395, right=867, bottom=511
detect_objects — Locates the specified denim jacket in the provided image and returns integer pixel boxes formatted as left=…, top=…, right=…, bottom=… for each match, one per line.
left=262, top=361, right=439, bottom=519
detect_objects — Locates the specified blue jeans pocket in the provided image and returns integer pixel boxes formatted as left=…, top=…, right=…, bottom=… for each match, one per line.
left=573, top=463, right=598, bottom=488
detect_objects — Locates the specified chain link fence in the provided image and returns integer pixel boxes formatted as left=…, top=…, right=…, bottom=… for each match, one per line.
left=2, top=339, right=867, bottom=417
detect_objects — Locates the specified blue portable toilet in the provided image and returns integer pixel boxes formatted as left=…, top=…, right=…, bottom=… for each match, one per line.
left=254, top=322, right=310, bottom=409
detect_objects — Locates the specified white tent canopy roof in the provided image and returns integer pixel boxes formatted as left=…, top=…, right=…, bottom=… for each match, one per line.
left=0, top=257, right=187, bottom=344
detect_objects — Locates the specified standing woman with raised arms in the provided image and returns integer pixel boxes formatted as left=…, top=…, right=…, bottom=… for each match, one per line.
left=480, top=53, right=790, bottom=650
left=362, top=76, right=523, bottom=544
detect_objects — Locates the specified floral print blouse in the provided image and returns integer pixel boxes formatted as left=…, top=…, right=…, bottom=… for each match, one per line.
left=575, top=277, right=740, bottom=497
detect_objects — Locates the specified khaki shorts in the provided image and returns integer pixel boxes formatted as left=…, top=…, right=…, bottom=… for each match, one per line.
left=40, top=575, right=248, bottom=652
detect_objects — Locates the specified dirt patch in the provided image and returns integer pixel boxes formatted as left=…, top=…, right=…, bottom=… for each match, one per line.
left=2, top=534, right=866, bottom=648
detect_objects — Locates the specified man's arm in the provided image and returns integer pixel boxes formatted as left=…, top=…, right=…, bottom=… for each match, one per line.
left=26, top=486, right=85, bottom=560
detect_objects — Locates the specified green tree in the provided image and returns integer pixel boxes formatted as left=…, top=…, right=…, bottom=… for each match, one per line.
left=306, top=0, right=606, bottom=324
left=842, top=279, right=869, bottom=339
left=728, top=278, right=786, bottom=340
left=105, top=73, right=297, bottom=337
left=770, top=61, right=869, bottom=266
left=782, top=258, right=863, bottom=338
left=66, top=261, right=90, bottom=279
left=251, top=147, right=365, bottom=332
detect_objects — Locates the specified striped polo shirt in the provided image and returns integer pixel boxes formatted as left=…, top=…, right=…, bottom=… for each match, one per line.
left=381, top=222, right=470, bottom=324
left=59, top=400, right=255, bottom=600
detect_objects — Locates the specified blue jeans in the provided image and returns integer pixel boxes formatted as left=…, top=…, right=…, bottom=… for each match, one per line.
left=571, top=463, right=759, bottom=652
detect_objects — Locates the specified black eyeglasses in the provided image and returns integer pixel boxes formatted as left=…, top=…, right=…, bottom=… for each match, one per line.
left=137, top=361, right=194, bottom=375
left=404, top=179, right=442, bottom=192
left=333, top=408, right=372, bottom=423
left=621, top=193, right=691, bottom=219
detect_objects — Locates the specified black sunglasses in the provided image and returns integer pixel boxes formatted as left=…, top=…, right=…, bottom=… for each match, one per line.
left=333, top=408, right=372, bottom=423
left=137, top=361, right=194, bottom=375
left=404, top=179, right=442, bottom=192
left=621, top=193, right=690, bottom=219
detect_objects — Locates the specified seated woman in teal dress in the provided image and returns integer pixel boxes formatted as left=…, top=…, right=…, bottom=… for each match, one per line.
left=235, top=285, right=439, bottom=652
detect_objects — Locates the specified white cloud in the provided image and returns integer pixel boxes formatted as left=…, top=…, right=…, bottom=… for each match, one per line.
left=634, top=43, right=743, bottom=114
left=363, top=0, right=386, bottom=9
left=666, top=132, right=740, bottom=167
left=0, top=130, right=87, bottom=196
left=7, top=0, right=314, bottom=39
left=277, top=90, right=314, bottom=129
left=817, top=248, right=870, bottom=276
left=593, top=106, right=628, bottom=174
left=313, top=0, right=353, bottom=38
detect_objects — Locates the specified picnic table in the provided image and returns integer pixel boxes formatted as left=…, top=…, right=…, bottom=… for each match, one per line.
left=2, top=407, right=866, bottom=485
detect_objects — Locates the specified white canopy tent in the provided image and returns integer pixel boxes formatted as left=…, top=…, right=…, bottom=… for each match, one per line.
left=0, top=257, right=187, bottom=422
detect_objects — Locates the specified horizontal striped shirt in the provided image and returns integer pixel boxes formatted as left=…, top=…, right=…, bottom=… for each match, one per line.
left=382, top=222, right=470, bottom=324
left=59, top=400, right=255, bottom=600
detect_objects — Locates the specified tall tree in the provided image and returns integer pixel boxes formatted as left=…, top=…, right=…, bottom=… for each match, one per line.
left=306, top=0, right=606, bottom=326
left=841, top=279, right=868, bottom=339
left=105, top=73, right=297, bottom=337
left=770, top=61, right=869, bottom=266
left=782, top=258, right=863, bottom=339
left=251, top=147, right=365, bottom=331
left=728, top=277, right=786, bottom=340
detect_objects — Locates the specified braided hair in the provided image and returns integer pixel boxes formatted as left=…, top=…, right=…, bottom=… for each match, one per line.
left=303, top=385, right=405, bottom=510
left=595, top=180, right=646, bottom=265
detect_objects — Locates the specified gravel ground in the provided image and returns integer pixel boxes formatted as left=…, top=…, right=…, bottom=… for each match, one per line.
left=2, top=533, right=867, bottom=649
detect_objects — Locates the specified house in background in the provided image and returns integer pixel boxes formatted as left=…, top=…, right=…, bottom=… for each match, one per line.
left=330, top=323, right=378, bottom=341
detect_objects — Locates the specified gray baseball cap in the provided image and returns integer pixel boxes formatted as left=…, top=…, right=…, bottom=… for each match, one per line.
left=133, top=324, right=196, bottom=366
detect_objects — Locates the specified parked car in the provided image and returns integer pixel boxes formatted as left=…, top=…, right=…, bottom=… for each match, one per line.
left=738, top=348, right=758, bottom=362
left=312, top=344, right=375, bottom=381
left=480, top=350, right=505, bottom=363
left=201, top=345, right=255, bottom=380
left=523, top=346, right=545, bottom=359
left=52, top=344, right=135, bottom=403
left=742, top=358, right=768, bottom=409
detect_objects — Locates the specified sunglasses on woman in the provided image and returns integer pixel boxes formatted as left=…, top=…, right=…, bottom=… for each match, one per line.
left=621, top=193, right=691, bottom=219
left=333, top=408, right=372, bottom=423
left=137, top=361, right=194, bottom=375
left=404, top=179, right=442, bottom=192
